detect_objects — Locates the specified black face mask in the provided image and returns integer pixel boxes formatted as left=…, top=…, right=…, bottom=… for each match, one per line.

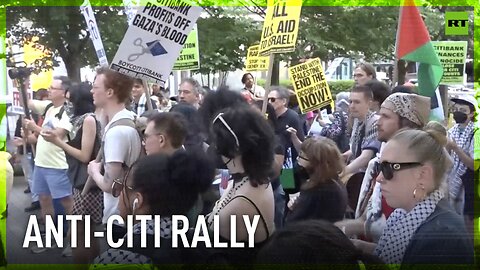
left=293, top=163, right=310, bottom=185
left=453, top=111, right=468, bottom=124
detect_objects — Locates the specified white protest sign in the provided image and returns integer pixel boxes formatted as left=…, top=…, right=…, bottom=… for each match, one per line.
left=11, top=89, right=33, bottom=115
left=111, top=0, right=202, bottom=85
left=80, top=0, right=109, bottom=66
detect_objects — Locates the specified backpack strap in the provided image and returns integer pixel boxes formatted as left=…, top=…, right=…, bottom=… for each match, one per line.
left=43, top=102, right=65, bottom=120
left=43, top=103, right=70, bottom=140
left=100, top=118, right=142, bottom=167
left=43, top=103, right=54, bottom=118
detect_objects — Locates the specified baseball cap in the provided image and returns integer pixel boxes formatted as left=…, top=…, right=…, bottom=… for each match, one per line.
left=451, top=94, right=478, bottom=111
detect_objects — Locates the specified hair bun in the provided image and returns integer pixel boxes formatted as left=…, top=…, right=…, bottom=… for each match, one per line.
left=423, top=126, right=448, bottom=147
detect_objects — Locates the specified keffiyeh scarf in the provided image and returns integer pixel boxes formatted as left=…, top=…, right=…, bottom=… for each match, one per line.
left=448, top=122, right=475, bottom=201
left=135, top=93, right=148, bottom=116
left=350, top=111, right=378, bottom=160
left=93, top=217, right=173, bottom=265
left=374, top=189, right=444, bottom=265
left=69, top=113, right=101, bottom=140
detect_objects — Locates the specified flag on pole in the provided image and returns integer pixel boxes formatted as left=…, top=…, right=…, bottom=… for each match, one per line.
left=395, top=0, right=443, bottom=97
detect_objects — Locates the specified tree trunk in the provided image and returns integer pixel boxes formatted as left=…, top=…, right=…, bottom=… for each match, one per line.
left=64, top=57, right=81, bottom=82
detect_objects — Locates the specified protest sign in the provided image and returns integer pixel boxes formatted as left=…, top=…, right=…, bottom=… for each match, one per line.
left=80, top=0, right=109, bottom=66
left=259, top=0, right=302, bottom=56
left=432, top=41, right=467, bottom=85
left=288, top=58, right=333, bottom=114
left=11, top=89, right=33, bottom=115
left=173, top=24, right=199, bottom=70
left=245, top=45, right=269, bottom=71
left=111, top=0, right=202, bottom=85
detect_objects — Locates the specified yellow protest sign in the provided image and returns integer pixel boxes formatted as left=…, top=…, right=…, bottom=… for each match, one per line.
left=289, top=58, right=333, bottom=114
left=259, top=0, right=302, bottom=56
left=173, top=25, right=200, bottom=70
left=23, top=37, right=53, bottom=90
left=245, top=45, right=269, bottom=71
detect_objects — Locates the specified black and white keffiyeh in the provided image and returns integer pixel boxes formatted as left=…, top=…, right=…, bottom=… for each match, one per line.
left=92, top=217, right=172, bottom=266
left=374, top=189, right=444, bottom=265
left=447, top=122, right=475, bottom=201
left=135, top=93, right=148, bottom=117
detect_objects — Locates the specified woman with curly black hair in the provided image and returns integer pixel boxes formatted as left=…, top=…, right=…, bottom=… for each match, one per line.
left=206, top=105, right=276, bottom=266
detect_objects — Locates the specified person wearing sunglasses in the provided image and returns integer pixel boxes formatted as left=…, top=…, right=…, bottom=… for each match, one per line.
left=207, top=105, right=275, bottom=266
left=285, top=137, right=347, bottom=224
left=351, top=128, right=473, bottom=266
left=336, top=93, right=430, bottom=244
left=92, top=150, right=214, bottom=266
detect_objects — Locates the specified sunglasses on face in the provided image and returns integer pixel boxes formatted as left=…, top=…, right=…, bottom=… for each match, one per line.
left=111, top=166, right=135, bottom=198
left=297, top=155, right=309, bottom=161
left=375, top=161, right=422, bottom=181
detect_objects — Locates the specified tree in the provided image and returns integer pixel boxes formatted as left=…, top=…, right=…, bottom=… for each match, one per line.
left=7, top=5, right=128, bottom=82
left=195, top=7, right=262, bottom=85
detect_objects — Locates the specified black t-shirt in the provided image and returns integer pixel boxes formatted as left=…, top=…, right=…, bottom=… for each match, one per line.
left=270, top=135, right=285, bottom=189
left=276, top=108, right=304, bottom=161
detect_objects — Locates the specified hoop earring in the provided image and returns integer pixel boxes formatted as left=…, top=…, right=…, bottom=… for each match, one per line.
left=413, top=184, right=426, bottom=200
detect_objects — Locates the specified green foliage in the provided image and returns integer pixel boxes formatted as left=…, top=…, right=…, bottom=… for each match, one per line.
left=328, top=80, right=355, bottom=96
left=194, top=7, right=262, bottom=75
left=257, top=78, right=292, bottom=88
left=7, top=6, right=128, bottom=81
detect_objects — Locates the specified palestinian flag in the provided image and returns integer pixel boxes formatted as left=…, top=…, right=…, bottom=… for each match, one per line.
left=396, top=0, right=443, bottom=97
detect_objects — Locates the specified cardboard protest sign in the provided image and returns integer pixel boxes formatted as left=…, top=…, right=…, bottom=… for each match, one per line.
left=288, top=58, right=333, bottom=114
left=173, top=24, right=199, bottom=70
left=245, top=45, right=269, bottom=71
left=259, top=0, right=302, bottom=56
left=111, top=0, right=202, bottom=85
left=432, top=41, right=467, bottom=85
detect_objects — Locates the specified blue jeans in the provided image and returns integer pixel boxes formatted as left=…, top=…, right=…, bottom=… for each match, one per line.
left=22, top=153, right=39, bottom=203
left=273, top=184, right=286, bottom=229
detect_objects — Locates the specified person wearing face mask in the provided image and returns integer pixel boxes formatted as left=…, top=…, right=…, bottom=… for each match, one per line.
left=286, top=137, right=348, bottom=223
left=446, top=95, right=479, bottom=229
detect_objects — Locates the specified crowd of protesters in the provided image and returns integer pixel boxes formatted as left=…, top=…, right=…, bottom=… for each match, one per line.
left=2, top=62, right=477, bottom=269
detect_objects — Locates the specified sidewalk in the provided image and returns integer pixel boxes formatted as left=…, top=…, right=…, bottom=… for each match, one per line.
left=7, top=175, right=72, bottom=264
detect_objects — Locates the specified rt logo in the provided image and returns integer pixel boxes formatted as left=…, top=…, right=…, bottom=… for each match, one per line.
left=445, top=12, right=469, bottom=35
